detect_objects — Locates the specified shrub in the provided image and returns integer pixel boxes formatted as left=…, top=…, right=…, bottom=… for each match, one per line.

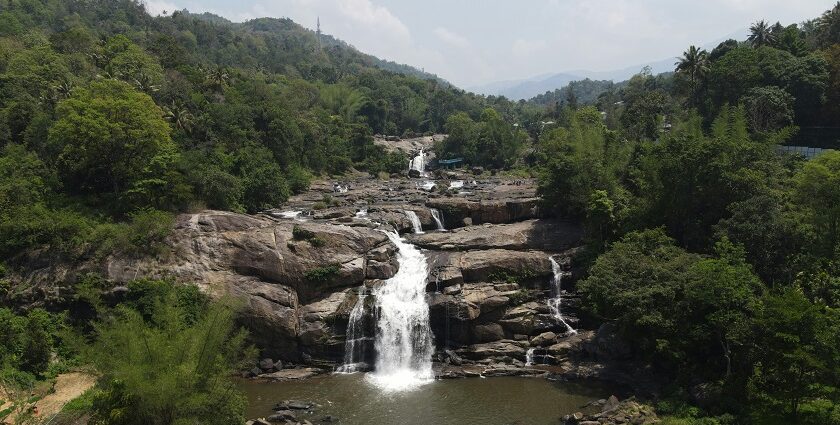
left=304, top=264, right=340, bottom=281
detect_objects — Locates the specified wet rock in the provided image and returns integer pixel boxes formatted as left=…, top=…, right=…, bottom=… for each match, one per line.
left=443, top=349, right=463, bottom=366
left=442, top=284, right=462, bottom=295
left=275, top=400, right=314, bottom=410
left=267, top=410, right=296, bottom=423
left=259, top=368, right=323, bottom=381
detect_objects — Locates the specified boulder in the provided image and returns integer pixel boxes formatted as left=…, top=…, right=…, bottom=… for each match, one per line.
left=458, top=250, right=552, bottom=283
left=259, top=358, right=275, bottom=371
left=457, top=340, right=527, bottom=361
left=267, top=410, right=296, bottom=423
left=530, top=331, right=556, bottom=347
left=473, top=323, right=505, bottom=342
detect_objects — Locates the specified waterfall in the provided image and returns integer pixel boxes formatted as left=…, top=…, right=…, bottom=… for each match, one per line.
left=404, top=210, right=424, bottom=234
left=367, top=231, right=435, bottom=391
left=549, top=257, right=577, bottom=335
left=337, top=287, right=369, bottom=373
left=525, top=347, right=535, bottom=366
left=430, top=208, right=445, bottom=231
left=410, top=149, right=425, bottom=173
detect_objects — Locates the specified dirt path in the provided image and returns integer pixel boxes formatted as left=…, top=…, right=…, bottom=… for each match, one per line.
left=34, top=373, right=97, bottom=421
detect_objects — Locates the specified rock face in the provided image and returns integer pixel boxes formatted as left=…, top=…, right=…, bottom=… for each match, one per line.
left=426, top=198, right=542, bottom=228
left=409, top=220, right=583, bottom=251
left=8, top=175, right=591, bottom=372
left=9, top=211, right=400, bottom=363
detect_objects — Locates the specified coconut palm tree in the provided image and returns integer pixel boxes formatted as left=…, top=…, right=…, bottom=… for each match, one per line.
left=748, top=20, right=776, bottom=47
left=205, top=67, right=230, bottom=92
left=163, top=101, right=194, bottom=133
left=675, top=45, right=710, bottom=96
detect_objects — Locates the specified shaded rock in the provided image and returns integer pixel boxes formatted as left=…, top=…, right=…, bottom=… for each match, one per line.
left=267, top=410, right=296, bottom=423
left=457, top=340, right=527, bottom=361
left=473, top=323, right=505, bottom=342
left=259, top=358, right=275, bottom=371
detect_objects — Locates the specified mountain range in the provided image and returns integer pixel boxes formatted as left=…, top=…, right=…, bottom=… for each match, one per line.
left=468, top=28, right=750, bottom=100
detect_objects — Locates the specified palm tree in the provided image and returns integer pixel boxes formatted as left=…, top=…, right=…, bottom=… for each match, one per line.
left=205, top=67, right=230, bottom=92
left=133, top=71, right=160, bottom=94
left=748, top=20, right=776, bottom=47
left=675, top=46, right=710, bottom=88
left=163, top=101, right=194, bottom=133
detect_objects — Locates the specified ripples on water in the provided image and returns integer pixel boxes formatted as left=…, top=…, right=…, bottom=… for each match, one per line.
left=239, top=374, right=611, bottom=425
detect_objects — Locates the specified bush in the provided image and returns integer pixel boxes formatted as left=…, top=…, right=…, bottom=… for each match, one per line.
left=304, top=264, right=340, bottom=281
left=87, top=283, right=253, bottom=425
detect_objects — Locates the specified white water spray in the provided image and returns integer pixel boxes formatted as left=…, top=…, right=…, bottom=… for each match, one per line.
left=367, top=231, right=435, bottom=391
left=409, top=149, right=425, bottom=173
left=404, top=210, right=424, bottom=234
left=337, top=287, right=369, bottom=373
left=430, top=208, right=445, bottom=231
left=549, top=257, right=577, bottom=335
left=525, top=347, right=536, bottom=366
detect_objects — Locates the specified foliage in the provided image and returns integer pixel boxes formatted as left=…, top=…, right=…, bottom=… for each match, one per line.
left=304, top=264, right=340, bottom=281
left=437, top=108, right=526, bottom=168
left=87, top=283, right=253, bottom=425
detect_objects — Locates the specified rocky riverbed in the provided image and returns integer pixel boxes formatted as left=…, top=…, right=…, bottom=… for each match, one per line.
left=7, top=169, right=649, bottom=399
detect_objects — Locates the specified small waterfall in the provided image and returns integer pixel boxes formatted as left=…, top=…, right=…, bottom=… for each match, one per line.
left=549, top=257, right=577, bottom=335
left=367, top=231, right=435, bottom=391
left=410, top=149, right=425, bottom=173
left=525, top=347, right=535, bottom=366
left=337, top=287, right=369, bottom=373
left=404, top=210, right=424, bottom=234
left=430, top=208, right=445, bottom=231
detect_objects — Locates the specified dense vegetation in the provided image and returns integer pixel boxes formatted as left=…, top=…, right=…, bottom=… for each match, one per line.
left=0, top=0, right=536, bottom=263
left=0, top=0, right=839, bottom=423
left=535, top=4, right=840, bottom=424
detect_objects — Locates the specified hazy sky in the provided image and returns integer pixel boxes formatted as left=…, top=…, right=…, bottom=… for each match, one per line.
left=143, top=0, right=836, bottom=87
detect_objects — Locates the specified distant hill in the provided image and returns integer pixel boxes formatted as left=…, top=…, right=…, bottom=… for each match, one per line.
left=181, top=9, right=449, bottom=85
left=469, top=28, right=749, bottom=100
left=528, top=78, right=619, bottom=106
left=467, top=59, right=672, bottom=100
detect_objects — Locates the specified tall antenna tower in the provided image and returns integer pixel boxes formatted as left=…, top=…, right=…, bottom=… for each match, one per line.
left=316, top=17, right=322, bottom=49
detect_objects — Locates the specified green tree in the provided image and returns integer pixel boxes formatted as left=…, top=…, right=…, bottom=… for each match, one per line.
left=748, top=289, right=840, bottom=423
left=794, top=150, right=840, bottom=256
left=88, top=285, right=252, bottom=425
left=675, top=45, right=710, bottom=101
left=749, top=20, right=777, bottom=47
left=741, top=86, right=795, bottom=133
left=48, top=80, right=179, bottom=211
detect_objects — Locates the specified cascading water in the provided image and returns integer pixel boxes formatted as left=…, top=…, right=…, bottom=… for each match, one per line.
left=430, top=208, right=446, bottom=231
left=525, top=347, right=536, bottom=366
left=337, top=287, right=369, bottom=373
left=409, top=149, right=425, bottom=173
left=549, top=257, right=577, bottom=335
left=367, top=231, right=435, bottom=391
left=404, top=210, right=424, bottom=234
